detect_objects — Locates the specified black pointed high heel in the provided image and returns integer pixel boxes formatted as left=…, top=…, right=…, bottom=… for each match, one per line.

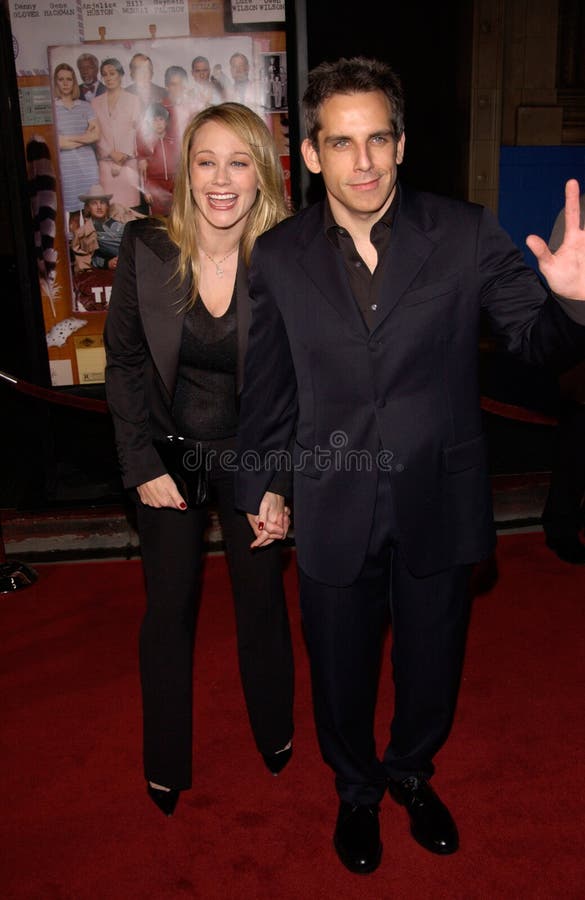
left=262, top=744, right=292, bottom=776
left=147, top=783, right=180, bottom=816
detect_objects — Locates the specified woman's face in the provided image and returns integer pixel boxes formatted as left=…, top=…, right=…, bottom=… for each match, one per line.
left=189, top=121, right=259, bottom=233
left=101, top=64, right=122, bottom=91
left=56, top=69, right=75, bottom=97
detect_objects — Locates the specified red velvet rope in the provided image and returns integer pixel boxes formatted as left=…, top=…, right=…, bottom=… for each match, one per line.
left=0, top=370, right=108, bottom=413
left=1, top=368, right=558, bottom=425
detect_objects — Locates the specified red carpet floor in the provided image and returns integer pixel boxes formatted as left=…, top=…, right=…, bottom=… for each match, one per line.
left=1, top=533, right=584, bottom=899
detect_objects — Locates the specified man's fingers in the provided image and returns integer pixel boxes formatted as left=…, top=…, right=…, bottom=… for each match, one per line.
left=525, top=233, right=549, bottom=262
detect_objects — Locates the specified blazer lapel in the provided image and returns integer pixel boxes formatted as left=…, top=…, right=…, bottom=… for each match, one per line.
left=136, top=233, right=187, bottom=399
left=371, top=186, right=437, bottom=334
left=235, top=255, right=250, bottom=395
left=297, top=207, right=368, bottom=338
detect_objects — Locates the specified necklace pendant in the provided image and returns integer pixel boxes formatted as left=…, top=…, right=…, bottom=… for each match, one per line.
left=216, top=265, right=224, bottom=277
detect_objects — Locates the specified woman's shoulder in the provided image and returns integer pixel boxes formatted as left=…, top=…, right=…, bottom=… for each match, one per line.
left=130, top=218, right=179, bottom=261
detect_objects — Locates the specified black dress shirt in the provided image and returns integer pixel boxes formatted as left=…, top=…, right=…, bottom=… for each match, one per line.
left=325, top=188, right=399, bottom=330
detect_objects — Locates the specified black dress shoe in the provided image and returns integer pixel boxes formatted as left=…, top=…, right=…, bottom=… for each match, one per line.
left=388, top=776, right=458, bottom=855
left=262, top=745, right=292, bottom=776
left=147, top=784, right=180, bottom=817
left=545, top=536, right=585, bottom=564
left=333, top=802, right=382, bottom=874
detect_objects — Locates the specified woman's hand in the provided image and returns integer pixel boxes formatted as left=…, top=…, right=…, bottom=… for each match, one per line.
left=247, top=491, right=290, bottom=548
left=137, top=474, right=187, bottom=510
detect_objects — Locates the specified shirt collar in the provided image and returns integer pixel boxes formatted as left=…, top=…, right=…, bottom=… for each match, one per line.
left=324, top=182, right=400, bottom=240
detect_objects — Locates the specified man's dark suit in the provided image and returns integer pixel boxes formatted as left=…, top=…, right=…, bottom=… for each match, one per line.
left=235, top=184, right=585, bottom=803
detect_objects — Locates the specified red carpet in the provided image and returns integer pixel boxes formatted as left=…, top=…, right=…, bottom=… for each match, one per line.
left=2, top=534, right=584, bottom=899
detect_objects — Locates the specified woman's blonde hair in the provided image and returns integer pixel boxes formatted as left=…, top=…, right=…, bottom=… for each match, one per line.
left=53, top=63, right=80, bottom=101
left=167, top=102, right=290, bottom=306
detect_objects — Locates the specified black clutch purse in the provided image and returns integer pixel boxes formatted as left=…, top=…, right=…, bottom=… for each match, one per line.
left=153, top=436, right=209, bottom=507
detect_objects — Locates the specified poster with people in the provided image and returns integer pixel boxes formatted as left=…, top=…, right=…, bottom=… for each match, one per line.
left=8, top=1, right=291, bottom=385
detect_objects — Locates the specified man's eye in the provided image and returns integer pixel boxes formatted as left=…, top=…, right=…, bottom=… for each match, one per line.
left=371, top=135, right=388, bottom=145
left=333, top=139, right=349, bottom=149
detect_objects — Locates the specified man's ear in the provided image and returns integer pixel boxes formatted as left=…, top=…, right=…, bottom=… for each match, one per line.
left=396, top=132, right=406, bottom=165
left=301, top=138, right=321, bottom=174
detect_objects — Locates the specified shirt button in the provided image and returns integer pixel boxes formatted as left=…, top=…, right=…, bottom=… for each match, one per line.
left=371, top=303, right=378, bottom=311
left=355, top=260, right=362, bottom=267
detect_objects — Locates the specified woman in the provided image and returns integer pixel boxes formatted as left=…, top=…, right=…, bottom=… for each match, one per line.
left=104, top=103, right=294, bottom=816
left=53, top=63, right=100, bottom=235
left=92, top=58, right=142, bottom=209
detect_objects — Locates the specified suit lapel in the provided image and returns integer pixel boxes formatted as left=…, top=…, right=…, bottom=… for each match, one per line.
left=371, top=186, right=437, bottom=334
left=298, top=214, right=368, bottom=338
left=235, top=256, right=250, bottom=394
left=136, top=234, right=187, bottom=399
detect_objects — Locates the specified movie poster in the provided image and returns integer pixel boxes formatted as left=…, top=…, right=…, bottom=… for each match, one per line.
left=7, top=0, right=290, bottom=385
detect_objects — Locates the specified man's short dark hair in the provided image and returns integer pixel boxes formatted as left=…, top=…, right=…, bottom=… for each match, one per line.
left=165, top=65, right=188, bottom=86
left=303, top=57, right=405, bottom=147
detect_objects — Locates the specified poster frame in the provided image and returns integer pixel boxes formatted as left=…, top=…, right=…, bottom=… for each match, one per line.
left=2, top=0, right=307, bottom=392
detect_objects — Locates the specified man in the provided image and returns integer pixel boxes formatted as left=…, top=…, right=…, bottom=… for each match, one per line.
left=189, top=55, right=224, bottom=110
left=125, top=53, right=167, bottom=108
left=76, top=53, right=105, bottom=102
left=235, top=58, right=585, bottom=874
left=163, top=65, right=197, bottom=143
left=72, top=184, right=143, bottom=272
left=228, top=52, right=258, bottom=107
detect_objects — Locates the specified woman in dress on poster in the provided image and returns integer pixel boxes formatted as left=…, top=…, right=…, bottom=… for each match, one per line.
left=92, top=58, right=142, bottom=209
left=104, top=103, right=295, bottom=816
left=53, top=63, right=100, bottom=236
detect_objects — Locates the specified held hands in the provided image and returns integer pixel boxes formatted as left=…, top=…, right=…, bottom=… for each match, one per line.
left=246, top=491, right=290, bottom=548
left=137, top=473, right=187, bottom=510
left=526, top=179, right=585, bottom=301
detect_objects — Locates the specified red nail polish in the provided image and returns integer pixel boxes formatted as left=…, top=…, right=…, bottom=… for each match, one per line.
left=179, top=502, right=187, bottom=510
left=258, top=521, right=264, bottom=530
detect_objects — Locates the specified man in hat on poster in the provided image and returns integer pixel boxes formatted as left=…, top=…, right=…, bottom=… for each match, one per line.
left=72, top=184, right=144, bottom=272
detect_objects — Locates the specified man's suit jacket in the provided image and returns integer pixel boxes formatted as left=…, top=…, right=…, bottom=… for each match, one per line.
left=235, top=184, right=585, bottom=584
left=104, top=218, right=253, bottom=489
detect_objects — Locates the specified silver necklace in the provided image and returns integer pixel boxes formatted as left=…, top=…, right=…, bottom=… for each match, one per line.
left=202, top=246, right=238, bottom=277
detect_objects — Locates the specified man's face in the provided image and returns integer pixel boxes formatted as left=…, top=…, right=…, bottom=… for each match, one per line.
left=192, top=61, right=210, bottom=82
left=230, top=55, right=249, bottom=83
left=167, top=74, right=186, bottom=103
left=88, top=198, right=109, bottom=221
left=132, top=58, right=153, bottom=86
left=301, top=90, right=405, bottom=228
left=78, top=58, right=98, bottom=85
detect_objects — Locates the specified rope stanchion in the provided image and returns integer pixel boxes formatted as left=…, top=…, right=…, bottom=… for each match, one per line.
left=0, top=516, right=37, bottom=594
left=0, top=367, right=108, bottom=594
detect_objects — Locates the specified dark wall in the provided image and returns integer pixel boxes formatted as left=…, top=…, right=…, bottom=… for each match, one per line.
left=305, top=0, right=472, bottom=200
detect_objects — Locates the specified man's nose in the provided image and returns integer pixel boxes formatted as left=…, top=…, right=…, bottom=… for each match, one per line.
left=354, top=143, right=373, bottom=171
